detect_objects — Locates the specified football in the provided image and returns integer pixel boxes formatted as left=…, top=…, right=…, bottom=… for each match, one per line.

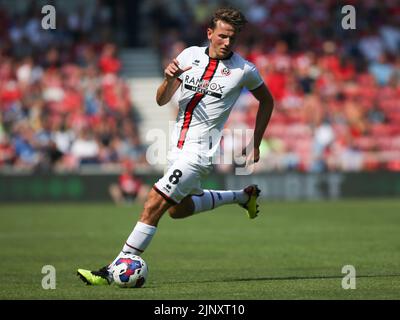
left=111, top=254, right=148, bottom=288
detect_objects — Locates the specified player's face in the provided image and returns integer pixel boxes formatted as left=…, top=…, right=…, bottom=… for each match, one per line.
left=207, top=20, right=238, bottom=59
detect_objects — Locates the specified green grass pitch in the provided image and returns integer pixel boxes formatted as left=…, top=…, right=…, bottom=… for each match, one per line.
left=0, top=199, right=399, bottom=299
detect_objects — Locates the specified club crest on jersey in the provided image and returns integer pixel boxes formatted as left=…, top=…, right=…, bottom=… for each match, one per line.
left=221, top=67, right=231, bottom=76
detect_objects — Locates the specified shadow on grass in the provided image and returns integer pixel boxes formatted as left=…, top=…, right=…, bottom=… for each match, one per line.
left=169, top=273, right=400, bottom=284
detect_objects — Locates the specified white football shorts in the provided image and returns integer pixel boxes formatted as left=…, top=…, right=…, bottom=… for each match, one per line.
left=153, top=150, right=212, bottom=204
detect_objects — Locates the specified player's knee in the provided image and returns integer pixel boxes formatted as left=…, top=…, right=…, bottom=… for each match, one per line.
left=140, top=190, right=170, bottom=223
left=168, top=197, right=194, bottom=219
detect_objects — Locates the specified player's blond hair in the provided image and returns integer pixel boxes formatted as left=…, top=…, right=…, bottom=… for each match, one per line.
left=209, top=7, right=248, bottom=32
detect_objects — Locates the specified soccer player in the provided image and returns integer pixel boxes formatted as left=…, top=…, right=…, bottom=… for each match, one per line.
left=77, top=7, right=274, bottom=285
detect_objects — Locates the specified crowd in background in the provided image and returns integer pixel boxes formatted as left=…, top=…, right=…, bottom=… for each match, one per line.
left=152, top=0, right=400, bottom=172
left=1, top=0, right=400, bottom=173
left=0, top=1, right=147, bottom=172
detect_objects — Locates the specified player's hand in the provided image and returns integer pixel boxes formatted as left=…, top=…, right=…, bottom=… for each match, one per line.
left=164, top=59, right=192, bottom=82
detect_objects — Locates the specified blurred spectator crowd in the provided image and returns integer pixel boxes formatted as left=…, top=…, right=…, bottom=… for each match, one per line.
left=0, top=1, right=148, bottom=172
left=1, top=0, right=400, bottom=173
left=152, top=0, right=400, bottom=172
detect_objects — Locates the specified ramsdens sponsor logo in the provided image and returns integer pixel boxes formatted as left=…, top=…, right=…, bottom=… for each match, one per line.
left=184, top=75, right=224, bottom=98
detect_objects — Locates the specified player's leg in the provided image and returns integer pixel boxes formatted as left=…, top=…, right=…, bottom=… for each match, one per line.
left=117, top=158, right=210, bottom=254
left=77, top=157, right=196, bottom=285
left=121, top=187, right=172, bottom=253
left=168, top=185, right=261, bottom=219
left=77, top=187, right=173, bottom=285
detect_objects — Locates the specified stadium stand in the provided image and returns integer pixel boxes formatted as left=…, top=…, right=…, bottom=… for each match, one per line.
left=152, top=0, right=400, bottom=173
left=0, top=1, right=148, bottom=172
left=1, top=0, right=399, bottom=173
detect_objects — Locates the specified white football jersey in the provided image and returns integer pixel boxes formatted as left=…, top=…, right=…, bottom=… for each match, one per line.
left=169, top=46, right=264, bottom=164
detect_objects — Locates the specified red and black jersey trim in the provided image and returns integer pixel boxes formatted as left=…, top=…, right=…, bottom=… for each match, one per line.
left=152, top=185, right=178, bottom=205
left=177, top=57, right=219, bottom=149
left=124, top=243, right=144, bottom=253
left=209, top=191, right=215, bottom=209
left=249, top=82, right=264, bottom=92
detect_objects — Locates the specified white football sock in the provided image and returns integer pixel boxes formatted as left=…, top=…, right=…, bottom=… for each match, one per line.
left=123, top=221, right=157, bottom=254
left=192, top=189, right=249, bottom=214
left=109, top=221, right=157, bottom=269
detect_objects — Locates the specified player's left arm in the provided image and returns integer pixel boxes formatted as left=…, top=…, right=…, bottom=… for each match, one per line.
left=247, top=83, right=274, bottom=163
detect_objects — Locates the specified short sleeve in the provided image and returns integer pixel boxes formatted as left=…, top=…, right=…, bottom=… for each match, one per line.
left=242, top=62, right=264, bottom=91
left=175, top=47, right=192, bottom=82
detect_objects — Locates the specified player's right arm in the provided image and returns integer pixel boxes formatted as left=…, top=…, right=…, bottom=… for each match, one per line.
left=156, top=59, right=191, bottom=106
